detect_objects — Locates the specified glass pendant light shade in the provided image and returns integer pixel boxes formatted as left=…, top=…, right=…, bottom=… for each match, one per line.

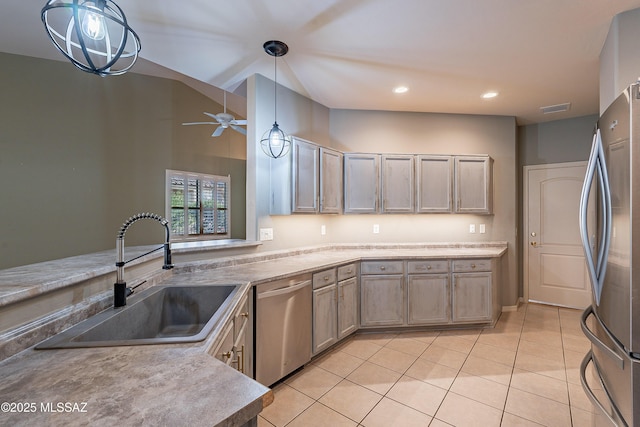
left=260, top=122, right=292, bottom=158
left=41, top=0, right=141, bottom=76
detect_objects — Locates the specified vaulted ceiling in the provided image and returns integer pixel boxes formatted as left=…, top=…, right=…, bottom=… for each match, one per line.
left=4, top=1, right=640, bottom=124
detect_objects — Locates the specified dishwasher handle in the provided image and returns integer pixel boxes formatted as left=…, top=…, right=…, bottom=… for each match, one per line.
left=257, top=280, right=311, bottom=299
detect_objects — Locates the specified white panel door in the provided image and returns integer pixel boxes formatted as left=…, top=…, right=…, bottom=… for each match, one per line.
left=525, top=162, right=593, bottom=308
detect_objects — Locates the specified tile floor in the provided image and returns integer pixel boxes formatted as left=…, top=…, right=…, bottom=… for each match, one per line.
left=258, top=303, right=600, bottom=427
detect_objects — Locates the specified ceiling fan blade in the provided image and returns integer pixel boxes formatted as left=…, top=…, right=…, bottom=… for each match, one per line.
left=182, top=122, right=217, bottom=126
left=212, top=126, right=225, bottom=137
left=203, top=112, right=222, bottom=123
left=231, top=119, right=247, bottom=125
left=230, top=125, right=247, bottom=135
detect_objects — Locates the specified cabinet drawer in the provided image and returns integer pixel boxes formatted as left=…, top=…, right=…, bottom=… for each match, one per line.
left=407, top=260, right=449, bottom=274
left=361, top=260, right=404, bottom=275
left=313, top=268, right=337, bottom=289
left=337, top=263, right=358, bottom=281
left=452, top=259, right=491, bottom=272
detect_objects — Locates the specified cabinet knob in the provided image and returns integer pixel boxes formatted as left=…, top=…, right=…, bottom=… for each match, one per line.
left=471, top=264, right=476, bottom=269
left=221, top=351, right=232, bottom=360
left=380, top=266, right=386, bottom=271
left=240, top=312, right=249, bottom=318
left=427, top=265, right=432, bottom=270
left=324, top=276, right=330, bottom=281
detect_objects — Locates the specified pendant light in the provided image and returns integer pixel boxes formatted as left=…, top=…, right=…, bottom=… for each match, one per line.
left=41, top=0, right=141, bottom=76
left=260, top=40, right=292, bottom=159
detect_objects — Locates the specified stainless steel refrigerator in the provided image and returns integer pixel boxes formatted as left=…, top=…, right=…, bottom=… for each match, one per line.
left=580, top=82, right=640, bottom=426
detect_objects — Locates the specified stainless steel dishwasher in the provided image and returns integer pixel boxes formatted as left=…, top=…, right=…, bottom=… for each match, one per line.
left=255, top=273, right=312, bottom=386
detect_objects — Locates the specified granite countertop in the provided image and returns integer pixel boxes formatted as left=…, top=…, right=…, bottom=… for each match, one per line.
left=0, top=241, right=507, bottom=426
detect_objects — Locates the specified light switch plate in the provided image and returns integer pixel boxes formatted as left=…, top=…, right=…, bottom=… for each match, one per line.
left=479, top=224, right=486, bottom=234
left=373, top=224, right=380, bottom=234
left=321, top=225, right=326, bottom=235
left=469, top=224, right=476, bottom=233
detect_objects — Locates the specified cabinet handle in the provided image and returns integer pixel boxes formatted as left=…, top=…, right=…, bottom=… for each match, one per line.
left=221, top=351, right=232, bottom=360
left=240, top=312, right=249, bottom=318
left=234, top=345, right=245, bottom=374
left=346, top=269, right=353, bottom=274
left=324, top=276, right=330, bottom=281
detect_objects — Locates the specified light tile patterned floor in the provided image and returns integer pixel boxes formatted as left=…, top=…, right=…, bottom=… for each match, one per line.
left=258, top=303, right=598, bottom=427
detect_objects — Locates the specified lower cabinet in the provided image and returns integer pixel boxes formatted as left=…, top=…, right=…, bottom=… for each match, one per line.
left=360, top=261, right=405, bottom=327
left=313, top=264, right=359, bottom=355
left=210, top=291, right=252, bottom=376
left=407, top=274, right=450, bottom=324
left=452, top=271, right=492, bottom=322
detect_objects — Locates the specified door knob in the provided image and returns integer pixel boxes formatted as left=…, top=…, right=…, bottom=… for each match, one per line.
left=530, top=241, right=537, bottom=247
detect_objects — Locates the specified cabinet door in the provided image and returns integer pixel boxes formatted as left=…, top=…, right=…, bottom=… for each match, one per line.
left=211, top=321, right=235, bottom=366
left=407, top=274, right=450, bottom=324
left=416, top=155, right=453, bottom=213
left=381, top=155, right=414, bottom=213
left=360, top=275, right=404, bottom=326
left=454, top=156, right=492, bottom=214
left=344, top=154, right=380, bottom=213
left=338, top=277, right=358, bottom=339
left=292, top=139, right=319, bottom=213
left=313, top=284, right=338, bottom=354
left=320, top=148, right=343, bottom=214
left=451, top=272, right=492, bottom=322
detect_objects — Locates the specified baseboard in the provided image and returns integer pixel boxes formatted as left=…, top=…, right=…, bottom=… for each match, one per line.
left=502, top=297, right=524, bottom=312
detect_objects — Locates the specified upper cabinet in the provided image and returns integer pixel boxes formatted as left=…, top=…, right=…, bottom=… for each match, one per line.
left=344, top=153, right=380, bottom=214
left=381, top=155, right=414, bottom=213
left=271, top=141, right=492, bottom=215
left=270, top=137, right=342, bottom=215
left=454, top=155, right=493, bottom=214
left=416, top=155, right=453, bottom=213
left=320, top=148, right=343, bottom=214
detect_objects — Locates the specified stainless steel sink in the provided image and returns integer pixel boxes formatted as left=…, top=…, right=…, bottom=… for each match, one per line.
left=36, top=284, right=241, bottom=349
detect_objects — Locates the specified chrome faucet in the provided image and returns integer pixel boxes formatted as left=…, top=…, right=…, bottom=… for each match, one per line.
left=114, top=213, right=173, bottom=307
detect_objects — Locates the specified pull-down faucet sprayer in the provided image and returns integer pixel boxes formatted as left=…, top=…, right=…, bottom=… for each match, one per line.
left=114, top=213, right=173, bottom=308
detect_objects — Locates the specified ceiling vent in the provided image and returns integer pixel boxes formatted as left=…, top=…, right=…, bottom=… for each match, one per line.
left=540, top=102, right=571, bottom=114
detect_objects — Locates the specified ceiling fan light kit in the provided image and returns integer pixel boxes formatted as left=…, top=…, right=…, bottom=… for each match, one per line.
left=260, top=40, right=292, bottom=159
left=41, top=0, right=141, bottom=76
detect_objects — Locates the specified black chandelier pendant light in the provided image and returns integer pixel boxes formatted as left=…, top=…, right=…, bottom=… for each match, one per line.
left=41, top=0, right=141, bottom=76
left=260, top=40, right=292, bottom=159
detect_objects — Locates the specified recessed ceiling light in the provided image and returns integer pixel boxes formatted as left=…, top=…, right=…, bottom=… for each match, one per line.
left=482, top=91, right=498, bottom=99
left=393, top=86, right=409, bottom=94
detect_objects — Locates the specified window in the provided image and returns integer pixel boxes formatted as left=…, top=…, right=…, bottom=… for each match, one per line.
left=166, top=170, right=230, bottom=241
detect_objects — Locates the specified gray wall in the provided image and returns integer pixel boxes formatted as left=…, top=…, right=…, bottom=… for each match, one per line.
left=0, top=52, right=247, bottom=270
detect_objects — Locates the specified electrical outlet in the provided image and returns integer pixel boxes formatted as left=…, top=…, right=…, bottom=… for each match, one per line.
left=321, top=225, right=326, bottom=235
left=259, top=228, right=273, bottom=241
left=479, top=224, right=486, bottom=234
left=373, top=224, right=380, bottom=234
left=469, top=224, right=476, bottom=233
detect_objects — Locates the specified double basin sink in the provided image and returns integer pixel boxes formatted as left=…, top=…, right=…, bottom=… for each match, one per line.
left=36, top=284, right=241, bottom=349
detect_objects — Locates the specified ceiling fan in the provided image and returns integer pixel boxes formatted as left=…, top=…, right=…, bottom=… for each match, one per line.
left=182, top=91, right=247, bottom=137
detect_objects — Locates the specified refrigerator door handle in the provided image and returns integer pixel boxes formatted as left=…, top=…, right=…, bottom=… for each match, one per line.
left=579, top=129, right=612, bottom=305
left=580, top=350, right=628, bottom=427
left=580, top=306, right=624, bottom=369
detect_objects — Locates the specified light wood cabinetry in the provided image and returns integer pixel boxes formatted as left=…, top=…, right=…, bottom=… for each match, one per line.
left=360, top=261, right=404, bottom=326
left=407, top=260, right=450, bottom=324
left=381, top=155, right=414, bottom=213
left=313, top=264, right=358, bottom=355
left=344, top=153, right=380, bottom=214
left=211, top=292, right=252, bottom=376
left=451, top=259, right=494, bottom=322
left=337, top=263, right=358, bottom=339
left=454, top=155, right=493, bottom=214
left=270, top=137, right=343, bottom=215
left=416, top=155, right=453, bottom=213
left=320, top=147, right=343, bottom=214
